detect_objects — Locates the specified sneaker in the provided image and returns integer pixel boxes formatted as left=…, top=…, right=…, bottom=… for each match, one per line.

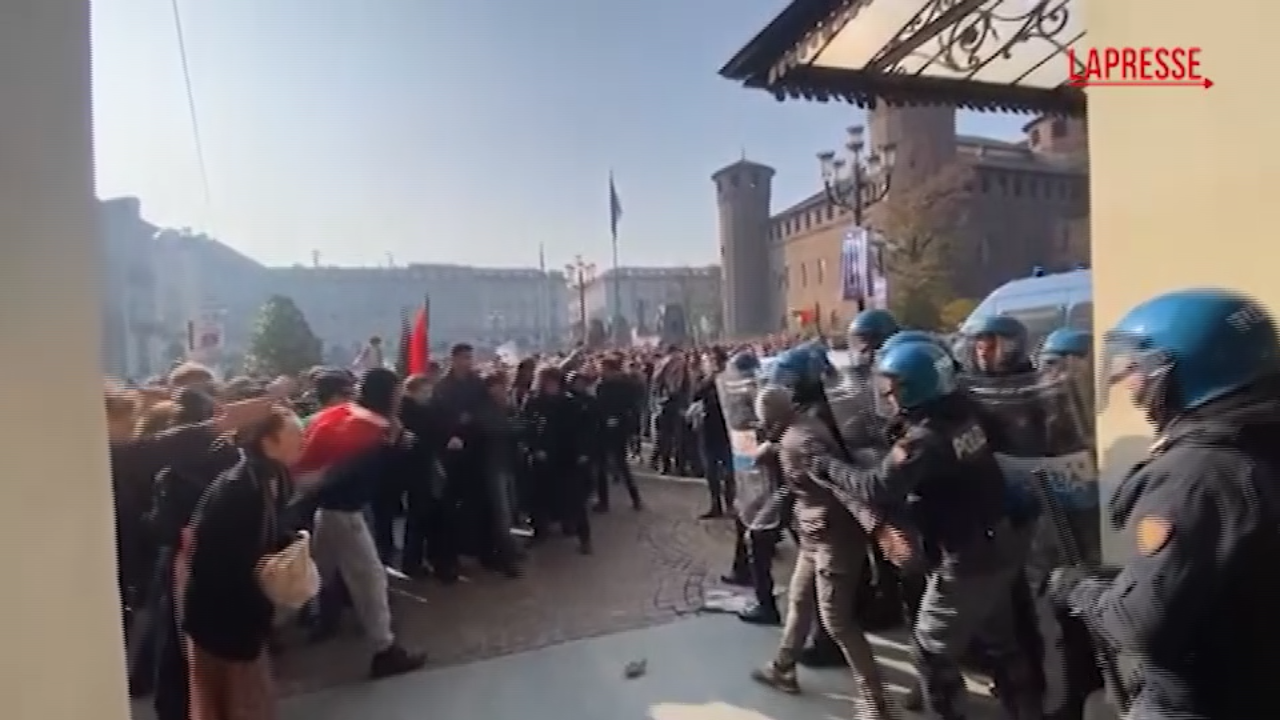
left=370, top=644, right=427, bottom=679
left=750, top=662, right=800, bottom=694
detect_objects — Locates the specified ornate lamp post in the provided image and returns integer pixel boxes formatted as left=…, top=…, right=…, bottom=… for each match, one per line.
left=817, top=124, right=896, bottom=226
left=565, top=255, right=597, bottom=343
left=819, top=125, right=897, bottom=313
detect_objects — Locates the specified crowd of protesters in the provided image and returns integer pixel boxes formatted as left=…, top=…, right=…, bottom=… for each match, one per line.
left=106, top=333, right=810, bottom=720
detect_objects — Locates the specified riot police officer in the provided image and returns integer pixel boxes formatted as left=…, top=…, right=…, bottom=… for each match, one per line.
left=721, top=350, right=791, bottom=626
left=1049, top=288, right=1280, bottom=720
left=959, top=314, right=1036, bottom=378
left=848, top=309, right=900, bottom=366
left=820, top=339, right=1044, bottom=719
left=1038, top=328, right=1091, bottom=370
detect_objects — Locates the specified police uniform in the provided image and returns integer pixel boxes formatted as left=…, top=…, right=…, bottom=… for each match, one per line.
left=819, top=340, right=1043, bottom=720
left=1050, top=287, right=1280, bottom=720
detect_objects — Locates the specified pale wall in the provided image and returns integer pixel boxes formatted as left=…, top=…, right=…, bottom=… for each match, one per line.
left=1088, top=0, right=1280, bottom=562
left=0, top=0, right=133, bottom=718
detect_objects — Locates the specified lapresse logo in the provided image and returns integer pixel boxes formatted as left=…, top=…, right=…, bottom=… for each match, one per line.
left=1067, top=47, right=1212, bottom=89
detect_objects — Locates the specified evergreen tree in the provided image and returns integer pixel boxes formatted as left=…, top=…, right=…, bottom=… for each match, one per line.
left=246, top=295, right=323, bottom=377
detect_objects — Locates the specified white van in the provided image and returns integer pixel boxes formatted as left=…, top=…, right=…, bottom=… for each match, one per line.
left=964, top=269, right=1092, bottom=347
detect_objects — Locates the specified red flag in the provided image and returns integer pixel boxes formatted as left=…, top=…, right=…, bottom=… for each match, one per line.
left=408, top=298, right=430, bottom=375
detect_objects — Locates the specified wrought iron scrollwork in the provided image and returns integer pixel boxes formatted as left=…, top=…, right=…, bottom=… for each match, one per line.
left=882, top=0, right=1084, bottom=85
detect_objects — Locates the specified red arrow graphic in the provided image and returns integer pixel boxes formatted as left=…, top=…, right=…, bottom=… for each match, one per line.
left=1068, top=77, right=1213, bottom=88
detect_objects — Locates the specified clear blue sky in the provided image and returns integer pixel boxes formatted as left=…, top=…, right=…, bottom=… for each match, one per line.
left=90, top=0, right=1029, bottom=270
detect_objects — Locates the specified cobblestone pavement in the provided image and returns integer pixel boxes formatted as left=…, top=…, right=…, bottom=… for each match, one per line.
left=273, top=475, right=746, bottom=695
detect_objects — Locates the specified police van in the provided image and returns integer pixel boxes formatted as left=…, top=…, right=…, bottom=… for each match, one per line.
left=964, top=268, right=1092, bottom=347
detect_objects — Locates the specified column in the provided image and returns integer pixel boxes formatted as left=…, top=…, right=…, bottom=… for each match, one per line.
left=0, top=0, right=131, bottom=717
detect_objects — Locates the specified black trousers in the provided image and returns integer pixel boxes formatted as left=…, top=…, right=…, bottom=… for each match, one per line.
left=531, top=458, right=590, bottom=543
left=730, top=519, right=780, bottom=609
left=700, top=441, right=735, bottom=512
left=597, top=434, right=641, bottom=508
left=401, top=479, right=459, bottom=576
left=446, top=451, right=500, bottom=561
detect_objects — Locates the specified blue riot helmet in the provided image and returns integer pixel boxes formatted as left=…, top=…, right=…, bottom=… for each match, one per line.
left=847, top=309, right=900, bottom=364
left=874, top=340, right=961, bottom=415
left=1038, top=327, right=1092, bottom=372
left=1102, top=288, right=1280, bottom=421
left=765, top=342, right=831, bottom=388
left=755, top=345, right=827, bottom=426
left=1041, top=328, right=1092, bottom=359
left=729, top=350, right=760, bottom=375
left=880, top=330, right=942, bottom=355
left=958, top=314, right=1031, bottom=375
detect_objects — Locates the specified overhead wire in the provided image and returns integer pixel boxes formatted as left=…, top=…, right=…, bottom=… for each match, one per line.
left=167, top=0, right=213, bottom=212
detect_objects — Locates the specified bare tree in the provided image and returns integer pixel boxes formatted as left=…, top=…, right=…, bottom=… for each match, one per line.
left=870, top=162, right=974, bottom=328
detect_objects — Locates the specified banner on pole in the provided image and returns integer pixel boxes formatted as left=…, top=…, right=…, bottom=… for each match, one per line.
left=840, top=225, right=889, bottom=308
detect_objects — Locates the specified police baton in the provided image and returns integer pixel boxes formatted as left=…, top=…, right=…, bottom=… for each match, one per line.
left=1031, top=468, right=1132, bottom=715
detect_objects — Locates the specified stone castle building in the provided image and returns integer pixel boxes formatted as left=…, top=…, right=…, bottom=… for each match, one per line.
left=715, top=105, right=1089, bottom=336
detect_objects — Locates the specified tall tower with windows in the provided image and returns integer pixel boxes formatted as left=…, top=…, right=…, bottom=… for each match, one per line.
left=713, top=159, right=775, bottom=337
left=866, top=103, right=958, bottom=183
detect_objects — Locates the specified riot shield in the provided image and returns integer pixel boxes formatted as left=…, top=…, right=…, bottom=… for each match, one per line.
left=715, top=365, right=772, bottom=529
left=823, top=359, right=892, bottom=453
left=963, top=367, right=1099, bottom=568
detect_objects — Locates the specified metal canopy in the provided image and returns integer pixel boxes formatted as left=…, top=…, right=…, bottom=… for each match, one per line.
left=720, top=0, right=1087, bottom=116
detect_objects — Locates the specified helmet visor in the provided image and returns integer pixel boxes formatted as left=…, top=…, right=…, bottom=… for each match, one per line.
left=956, top=333, right=1021, bottom=374
left=1098, top=330, right=1172, bottom=414
left=872, top=371, right=901, bottom=419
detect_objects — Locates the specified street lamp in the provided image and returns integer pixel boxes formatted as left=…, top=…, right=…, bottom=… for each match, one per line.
left=818, top=124, right=896, bottom=226
left=819, top=125, right=897, bottom=313
left=565, top=255, right=597, bottom=344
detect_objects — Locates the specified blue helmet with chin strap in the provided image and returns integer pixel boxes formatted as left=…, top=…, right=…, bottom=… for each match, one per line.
left=881, top=330, right=944, bottom=354
left=765, top=341, right=831, bottom=387
left=875, top=340, right=960, bottom=410
left=1104, top=288, right=1280, bottom=415
left=848, top=309, right=900, bottom=343
left=959, top=314, right=1031, bottom=372
left=1040, top=328, right=1092, bottom=361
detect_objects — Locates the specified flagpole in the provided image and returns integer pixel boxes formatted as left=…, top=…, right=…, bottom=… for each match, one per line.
left=537, top=242, right=547, bottom=349
left=609, top=172, right=622, bottom=328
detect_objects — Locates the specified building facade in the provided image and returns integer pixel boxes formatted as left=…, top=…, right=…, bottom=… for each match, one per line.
left=99, top=197, right=162, bottom=378
left=104, top=201, right=573, bottom=370
left=573, top=265, right=723, bottom=339
left=713, top=107, right=1089, bottom=335
left=273, top=264, right=570, bottom=355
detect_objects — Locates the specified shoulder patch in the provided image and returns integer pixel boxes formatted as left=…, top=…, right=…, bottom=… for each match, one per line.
left=1136, top=516, right=1172, bottom=556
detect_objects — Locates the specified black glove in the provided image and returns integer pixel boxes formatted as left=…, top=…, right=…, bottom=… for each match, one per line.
left=1047, top=565, right=1112, bottom=611
left=1047, top=565, right=1095, bottom=608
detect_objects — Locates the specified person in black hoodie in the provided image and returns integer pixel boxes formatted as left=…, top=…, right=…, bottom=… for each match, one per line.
left=594, top=356, right=643, bottom=512
left=125, top=386, right=273, bottom=720
left=398, top=373, right=459, bottom=581
left=521, top=367, right=592, bottom=554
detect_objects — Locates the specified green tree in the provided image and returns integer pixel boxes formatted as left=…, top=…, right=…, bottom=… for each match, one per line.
left=246, top=295, right=323, bottom=377
left=874, top=163, right=974, bottom=330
